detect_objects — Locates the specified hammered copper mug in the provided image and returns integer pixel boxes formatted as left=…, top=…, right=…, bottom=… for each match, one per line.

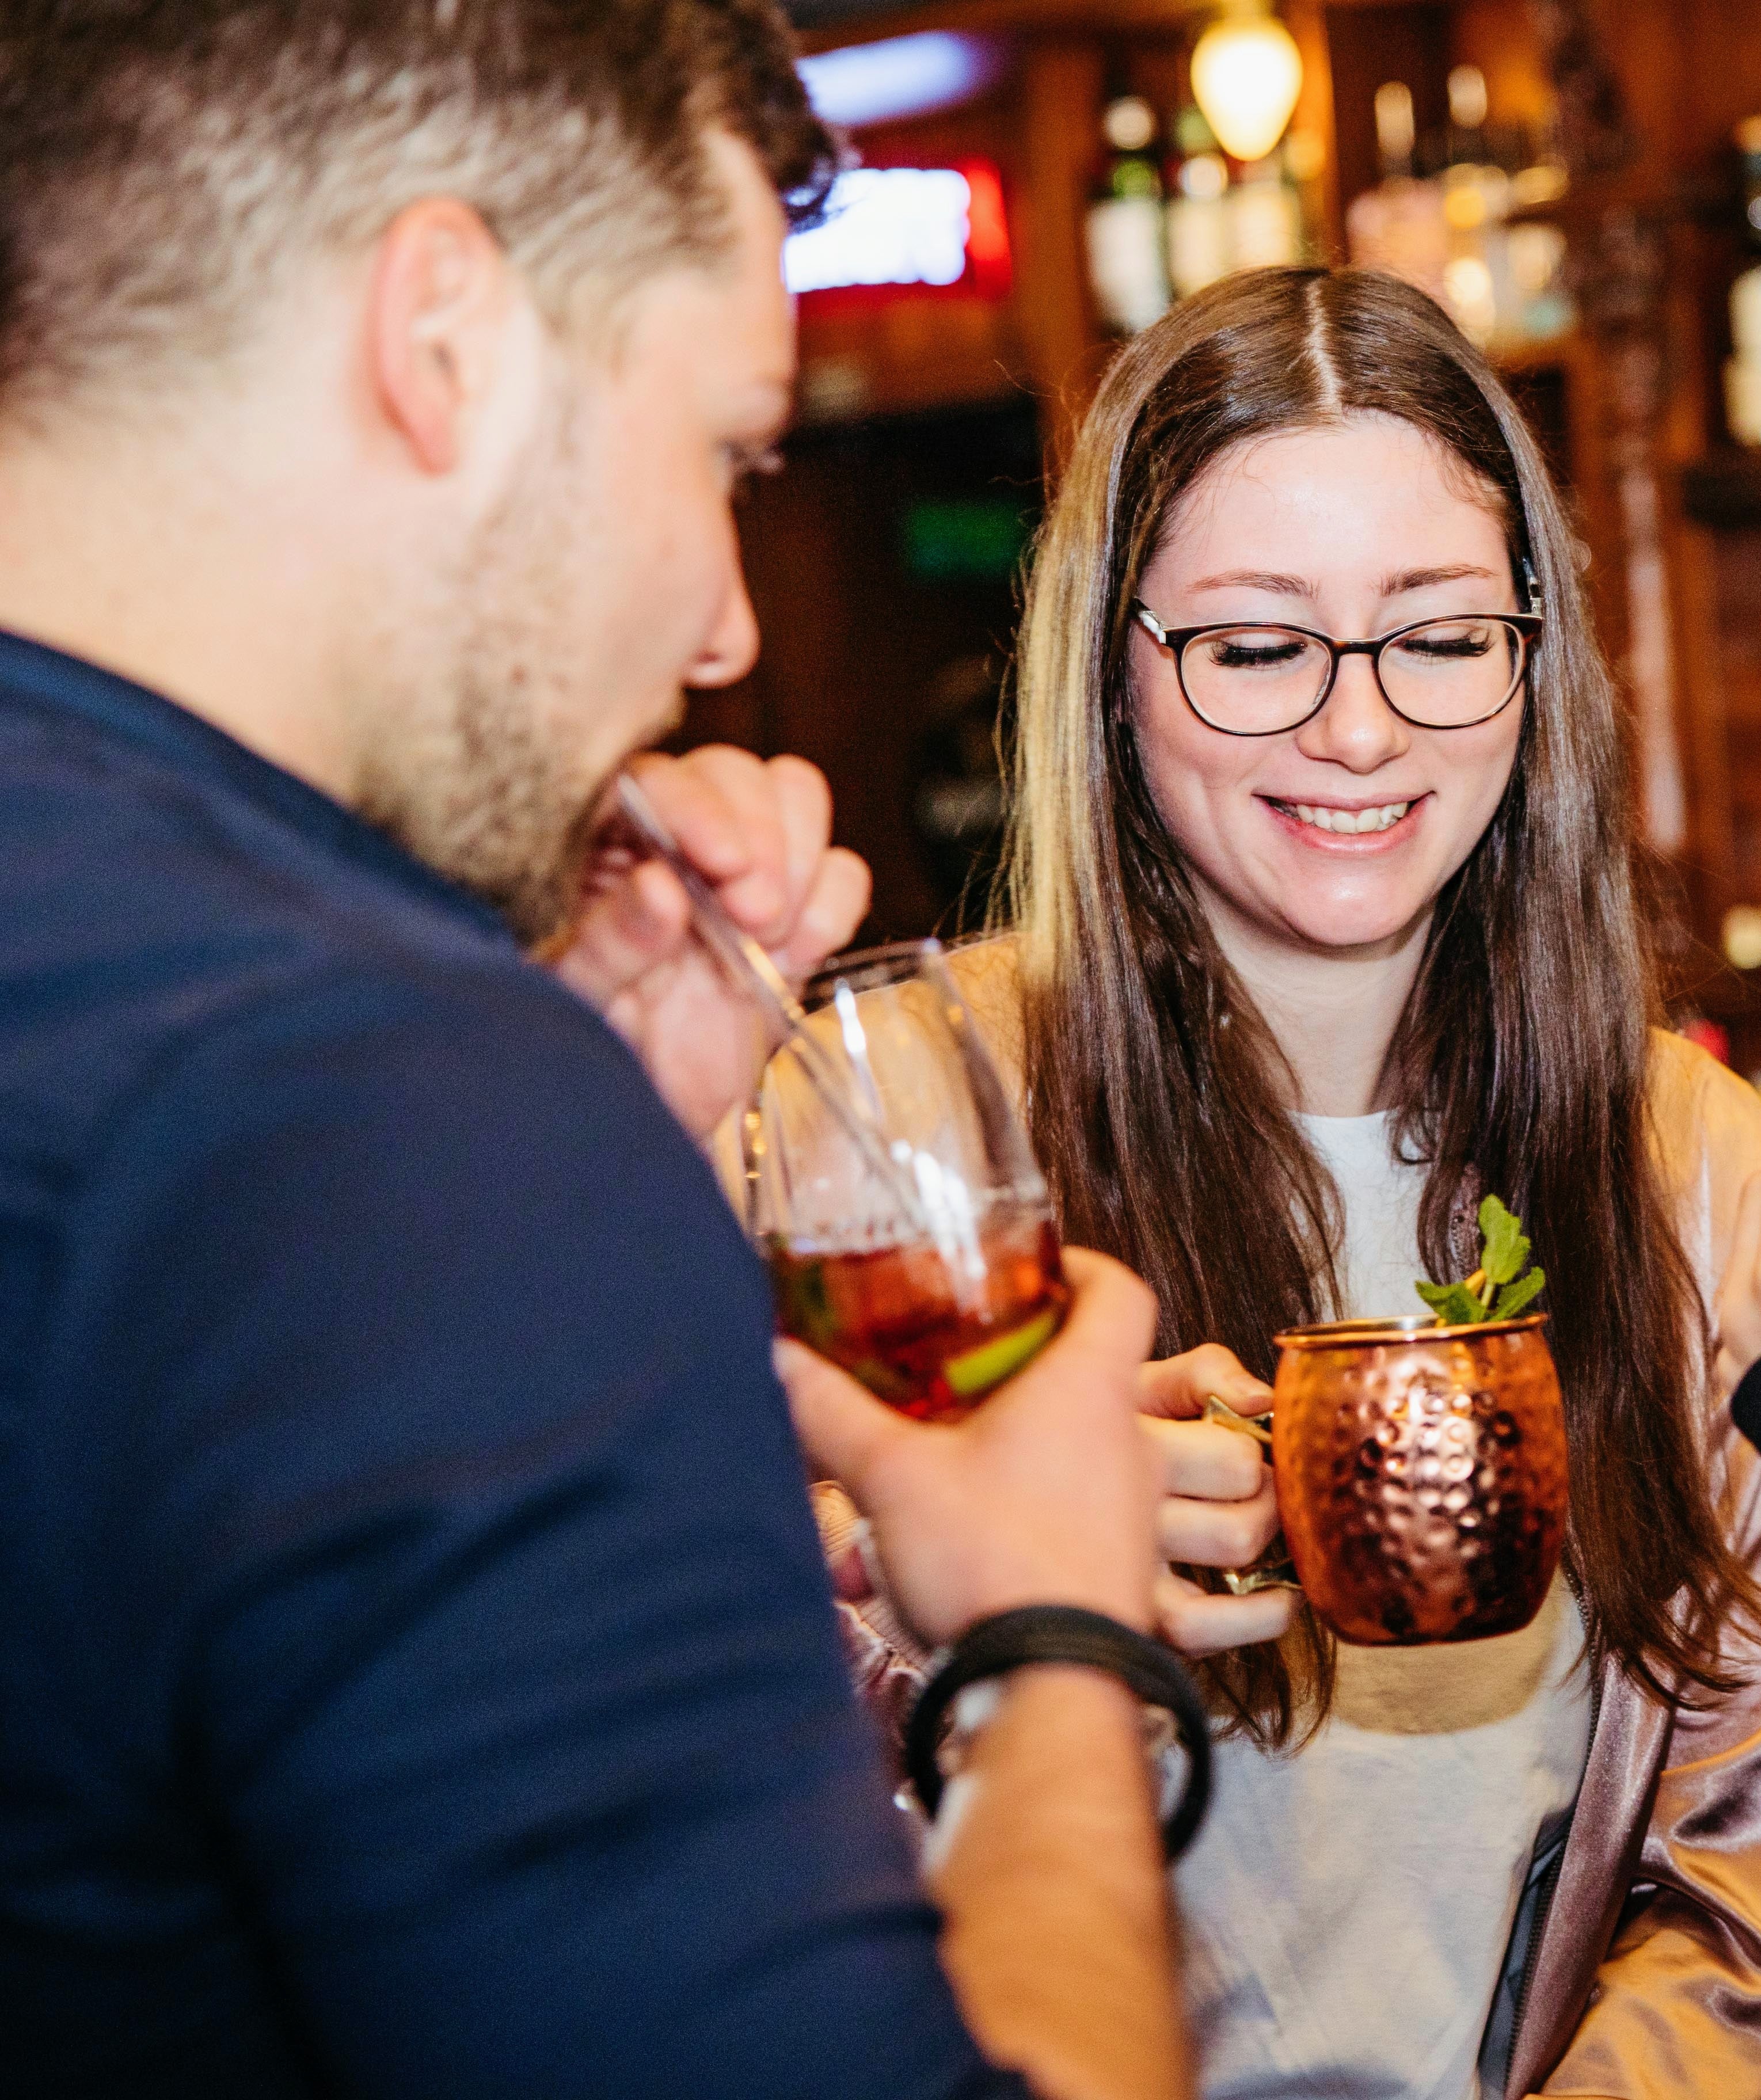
left=1268, top=1315, right=1568, bottom=1645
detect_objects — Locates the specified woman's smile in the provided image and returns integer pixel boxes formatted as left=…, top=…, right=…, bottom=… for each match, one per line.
left=1259, top=792, right=1429, bottom=846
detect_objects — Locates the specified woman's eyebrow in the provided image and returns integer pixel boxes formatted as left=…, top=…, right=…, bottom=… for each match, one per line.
left=1182, top=562, right=1504, bottom=598
left=1188, top=569, right=1314, bottom=595
left=1379, top=564, right=1500, bottom=594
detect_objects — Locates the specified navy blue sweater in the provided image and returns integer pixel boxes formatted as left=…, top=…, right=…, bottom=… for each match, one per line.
left=0, top=633, right=1018, bottom=2098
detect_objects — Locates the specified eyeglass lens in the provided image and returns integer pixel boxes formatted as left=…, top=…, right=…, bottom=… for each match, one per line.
left=1179, top=619, right=1526, bottom=733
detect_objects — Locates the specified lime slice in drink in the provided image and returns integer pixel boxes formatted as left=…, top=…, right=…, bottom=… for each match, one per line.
left=944, top=1305, right=1062, bottom=1401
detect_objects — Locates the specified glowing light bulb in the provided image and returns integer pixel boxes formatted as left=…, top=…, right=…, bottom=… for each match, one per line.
left=1189, top=8, right=1304, bottom=166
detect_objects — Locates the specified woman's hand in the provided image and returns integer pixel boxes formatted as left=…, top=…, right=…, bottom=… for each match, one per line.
left=1715, top=1171, right=1761, bottom=1405
left=1139, top=1344, right=1299, bottom=1658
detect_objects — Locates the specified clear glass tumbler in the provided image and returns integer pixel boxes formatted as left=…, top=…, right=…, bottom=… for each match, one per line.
left=741, top=941, right=1067, bottom=1422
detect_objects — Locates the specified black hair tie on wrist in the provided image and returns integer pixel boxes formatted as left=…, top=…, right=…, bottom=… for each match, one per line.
left=904, top=1605, right=1213, bottom=1860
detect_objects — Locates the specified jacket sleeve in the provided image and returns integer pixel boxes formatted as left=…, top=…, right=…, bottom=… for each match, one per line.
left=1537, top=1042, right=1761, bottom=2095
left=1536, top=1431, right=1761, bottom=2094
left=812, top=1481, right=933, bottom=1777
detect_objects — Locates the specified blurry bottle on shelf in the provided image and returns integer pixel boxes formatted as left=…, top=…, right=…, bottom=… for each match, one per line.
left=1508, top=144, right=1569, bottom=216
left=907, top=655, right=1009, bottom=929
left=1350, top=72, right=1571, bottom=351
left=1437, top=66, right=1506, bottom=347
left=1730, top=118, right=1761, bottom=447
left=1165, top=104, right=1231, bottom=301
left=1441, top=62, right=1492, bottom=174
left=1226, top=143, right=1306, bottom=274
left=1503, top=102, right=1573, bottom=345
left=1504, top=214, right=1572, bottom=345
left=1284, top=127, right=1329, bottom=255
left=1086, top=93, right=1170, bottom=336
left=1346, top=81, right=1450, bottom=309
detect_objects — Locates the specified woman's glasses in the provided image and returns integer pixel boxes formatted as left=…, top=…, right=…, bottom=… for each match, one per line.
left=1130, top=603, right=1543, bottom=738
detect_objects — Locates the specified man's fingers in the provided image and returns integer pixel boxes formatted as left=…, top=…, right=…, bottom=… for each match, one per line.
left=622, top=748, right=752, bottom=878
left=625, top=746, right=786, bottom=928
left=766, top=754, right=837, bottom=921
left=554, top=861, right=691, bottom=1008
left=622, top=748, right=853, bottom=952
left=1139, top=1342, right=1272, bottom=1422
left=1154, top=1569, right=1298, bottom=1657
left=772, top=847, right=870, bottom=979
left=1055, top=1247, right=1159, bottom=1374
left=774, top=1337, right=913, bottom=1497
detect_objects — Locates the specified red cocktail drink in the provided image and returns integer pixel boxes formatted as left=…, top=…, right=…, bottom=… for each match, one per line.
left=769, top=1207, right=1067, bottom=1422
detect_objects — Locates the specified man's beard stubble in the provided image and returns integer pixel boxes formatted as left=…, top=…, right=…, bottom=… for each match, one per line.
left=355, top=394, right=645, bottom=952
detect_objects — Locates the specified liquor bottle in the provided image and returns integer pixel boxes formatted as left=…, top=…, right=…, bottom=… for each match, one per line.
left=1346, top=81, right=1449, bottom=309
left=1226, top=126, right=1305, bottom=276
left=1165, top=104, right=1231, bottom=300
left=1085, top=94, right=1170, bottom=336
left=1442, top=62, right=1491, bottom=175
left=1436, top=66, right=1508, bottom=345
left=1729, top=117, right=1761, bottom=446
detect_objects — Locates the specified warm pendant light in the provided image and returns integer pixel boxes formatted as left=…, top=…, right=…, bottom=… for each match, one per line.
left=1190, top=3, right=1304, bottom=165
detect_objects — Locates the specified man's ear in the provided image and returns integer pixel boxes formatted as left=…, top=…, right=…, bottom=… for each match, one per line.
left=367, top=199, right=511, bottom=475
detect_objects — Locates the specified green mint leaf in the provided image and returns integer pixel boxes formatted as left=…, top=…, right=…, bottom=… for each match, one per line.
left=1416, top=1279, right=1489, bottom=1324
left=1493, top=1268, right=1546, bottom=1319
left=1478, top=1193, right=1530, bottom=1288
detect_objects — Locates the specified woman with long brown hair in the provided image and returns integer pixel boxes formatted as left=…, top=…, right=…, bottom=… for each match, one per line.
left=821, top=265, right=1761, bottom=2095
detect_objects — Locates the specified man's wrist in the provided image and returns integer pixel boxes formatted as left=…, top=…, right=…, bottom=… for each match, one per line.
left=980, top=1663, right=1147, bottom=1734
left=907, top=1607, right=1213, bottom=1858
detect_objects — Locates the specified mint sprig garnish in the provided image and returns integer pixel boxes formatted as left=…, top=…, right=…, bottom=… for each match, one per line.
left=1414, top=1194, right=1546, bottom=1325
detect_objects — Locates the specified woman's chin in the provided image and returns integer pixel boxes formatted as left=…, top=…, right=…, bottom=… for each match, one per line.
left=1194, top=855, right=1445, bottom=961
left=1268, top=896, right=1432, bottom=957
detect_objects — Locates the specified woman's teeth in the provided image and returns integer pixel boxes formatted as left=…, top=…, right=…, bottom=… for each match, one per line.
left=1284, top=800, right=1412, bottom=835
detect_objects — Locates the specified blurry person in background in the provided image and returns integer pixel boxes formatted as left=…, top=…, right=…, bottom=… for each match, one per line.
left=0, top=6, right=1191, bottom=2095
left=823, top=267, right=1761, bottom=2098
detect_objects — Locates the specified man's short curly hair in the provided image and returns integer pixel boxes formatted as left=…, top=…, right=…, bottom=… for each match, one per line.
left=0, top=1, right=836, bottom=415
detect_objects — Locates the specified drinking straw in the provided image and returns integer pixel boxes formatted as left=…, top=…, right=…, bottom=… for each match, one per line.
left=614, top=773, right=925, bottom=1229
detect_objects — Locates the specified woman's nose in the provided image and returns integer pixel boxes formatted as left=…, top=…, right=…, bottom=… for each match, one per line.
left=1294, top=652, right=1411, bottom=771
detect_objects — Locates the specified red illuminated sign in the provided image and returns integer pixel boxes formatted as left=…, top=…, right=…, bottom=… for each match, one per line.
left=786, top=158, right=1013, bottom=307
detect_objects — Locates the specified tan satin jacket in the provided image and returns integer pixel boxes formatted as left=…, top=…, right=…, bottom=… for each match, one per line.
left=1505, top=1029, right=1761, bottom=2098
left=826, top=944, right=1761, bottom=2098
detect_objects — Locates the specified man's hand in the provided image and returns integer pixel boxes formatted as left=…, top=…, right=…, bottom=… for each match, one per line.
left=551, top=747, right=870, bottom=1139
left=785, top=1252, right=1192, bottom=2100
left=1139, top=1345, right=1298, bottom=1658
left=778, top=1249, right=1163, bottom=1646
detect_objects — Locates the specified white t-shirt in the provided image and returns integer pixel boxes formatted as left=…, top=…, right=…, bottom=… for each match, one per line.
left=1174, top=1112, right=1592, bottom=2100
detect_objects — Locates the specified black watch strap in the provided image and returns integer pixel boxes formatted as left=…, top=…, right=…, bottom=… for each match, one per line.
left=903, top=1605, right=1213, bottom=1859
